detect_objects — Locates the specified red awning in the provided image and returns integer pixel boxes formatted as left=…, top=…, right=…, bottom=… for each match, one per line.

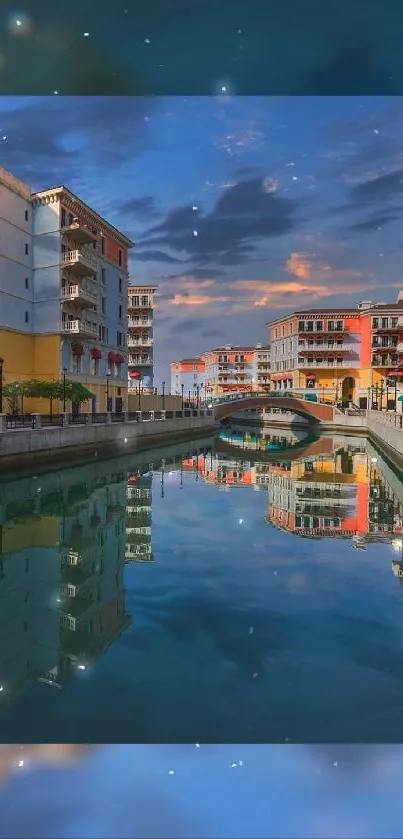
left=306, top=374, right=316, bottom=380
left=115, top=353, right=124, bottom=364
left=91, top=347, right=102, bottom=360
left=108, top=351, right=116, bottom=363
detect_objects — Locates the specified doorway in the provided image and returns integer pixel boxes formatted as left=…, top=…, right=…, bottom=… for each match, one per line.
left=341, top=376, right=355, bottom=405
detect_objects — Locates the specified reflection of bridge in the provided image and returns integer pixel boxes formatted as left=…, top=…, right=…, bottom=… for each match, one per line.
left=214, top=435, right=335, bottom=463
left=213, top=394, right=336, bottom=423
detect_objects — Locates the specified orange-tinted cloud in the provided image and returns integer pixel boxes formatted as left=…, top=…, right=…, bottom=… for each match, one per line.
left=168, top=293, right=231, bottom=307
left=285, top=253, right=312, bottom=279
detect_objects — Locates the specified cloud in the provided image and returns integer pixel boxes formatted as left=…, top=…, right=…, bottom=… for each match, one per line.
left=349, top=168, right=403, bottom=204
left=132, top=250, right=184, bottom=264
left=168, top=293, right=231, bottom=307
left=119, top=196, right=162, bottom=220
left=169, top=318, right=205, bottom=333
left=138, top=178, right=302, bottom=266
left=0, top=96, right=156, bottom=189
left=346, top=214, right=400, bottom=232
left=201, top=328, right=222, bottom=338
left=285, top=253, right=312, bottom=279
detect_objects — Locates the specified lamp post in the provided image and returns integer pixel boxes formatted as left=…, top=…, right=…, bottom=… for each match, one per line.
left=0, top=357, right=3, bottom=414
left=196, top=385, right=200, bottom=407
left=181, top=383, right=184, bottom=410
left=138, top=376, right=141, bottom=410
left=106, top=373, right=111, bottom=412
left=63, top=366, right=67, bottom=412
left=162, top=380, right=165, bottom=410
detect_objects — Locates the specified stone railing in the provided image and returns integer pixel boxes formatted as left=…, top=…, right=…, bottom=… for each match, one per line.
left=0, top=409, right=214, bottom=432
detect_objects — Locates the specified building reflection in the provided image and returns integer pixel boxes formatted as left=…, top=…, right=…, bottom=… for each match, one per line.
left=125, top=472, right=154, bottom=563
left=0, top=460, right=131, bottom=699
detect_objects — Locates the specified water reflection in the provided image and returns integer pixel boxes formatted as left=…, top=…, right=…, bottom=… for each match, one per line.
left=1, top=430, right=403, bottom=741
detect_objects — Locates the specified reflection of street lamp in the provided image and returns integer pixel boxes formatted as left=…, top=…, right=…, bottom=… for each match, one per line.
left=0, top=357, right=3, bottom=414
left=63, top=366, right=67, bottom=412
left=162, top=380, right=165, bottom=409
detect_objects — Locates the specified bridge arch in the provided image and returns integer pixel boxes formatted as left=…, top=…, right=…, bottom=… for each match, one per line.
left=213, top=396, right=335, bottom=423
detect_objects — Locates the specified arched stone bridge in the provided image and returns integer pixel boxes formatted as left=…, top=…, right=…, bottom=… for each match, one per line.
left=213, top=395, right=336, bottom=423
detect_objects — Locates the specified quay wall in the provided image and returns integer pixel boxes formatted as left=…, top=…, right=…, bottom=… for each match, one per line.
left=0, top=414, right=216, bottom=471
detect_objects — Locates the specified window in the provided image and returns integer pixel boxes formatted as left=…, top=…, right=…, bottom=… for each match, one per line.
left=101, top=235, right=105, bottom=255
left=306, top=322, right=313, bottom=331
left=372, top=318, right=379, bottom=329
left=25, top=311, right=29, bottom=323
left=132, top=295, right=139, bottom=307
left=25, top=277, right=29, bottom=289
left=336, top=320, right=343, bottom=331
left=141, top=295, right=148, bottom=306
left=382, top=318, right=388, bottom=329
left=119, top=305, right=122, bottom=320
left=282, top=325, right=285, bottom=336
left=61, top=208, right=67, bottom=227
left=25, top=243, right=29, bottom=255
left=328, top=320, right=335, bottom=331
left=118, top=249, right=122, bottom=266
left=24, top=209, right=29, bottom=222
left=119, top=277, right=122, bottom=294
left=91, top=357, right=99, bottom=376
left=316, top=321, right=323, bottom=331
left=101, top=268, right=106, bottom=285
left=392, top=317, right=398, bottom=328
left=101, top=297, right=106, bottom=314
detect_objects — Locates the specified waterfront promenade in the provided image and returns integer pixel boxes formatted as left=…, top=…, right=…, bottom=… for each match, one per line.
left=0, top=408, right=215, bottom=469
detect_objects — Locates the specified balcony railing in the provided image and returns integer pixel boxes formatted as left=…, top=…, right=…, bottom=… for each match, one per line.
left=298, top=359, right=353, bottom=369
left=61, top=249, right=97, bottom=276
left=61, top=319, right=98, bottom=337
left=128, top=319, right=152, bottom=327
left=372, top=355, right=399, bottom=367
left=62, top=284, right=97, bottom=307
left=62, top=222, right=96, bottom=245
left=128, top=357, right=152, bottom=366
left=298, top=343, right=355, bottom=352
left=127, top=337, right=153, bottom=347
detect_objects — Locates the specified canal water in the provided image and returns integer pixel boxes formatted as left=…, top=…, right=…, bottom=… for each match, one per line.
left=1, top=426, right=403, bottom=743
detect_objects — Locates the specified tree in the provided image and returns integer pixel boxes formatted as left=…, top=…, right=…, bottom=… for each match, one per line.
left=3, top=381, right=29, bottom=414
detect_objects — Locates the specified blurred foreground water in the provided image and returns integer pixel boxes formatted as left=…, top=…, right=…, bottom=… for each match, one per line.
left=0, top=744, right=403, bottom=838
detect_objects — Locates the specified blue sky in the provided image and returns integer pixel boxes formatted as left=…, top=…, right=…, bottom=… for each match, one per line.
left=2, top=95, right=403, bottom=381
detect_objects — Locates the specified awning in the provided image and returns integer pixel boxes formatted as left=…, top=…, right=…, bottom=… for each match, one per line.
left=71, top=382, right=94, bottom=400
left=398, top=395, right=403, bottom=402
left=305, top=374, right=316, bottom=380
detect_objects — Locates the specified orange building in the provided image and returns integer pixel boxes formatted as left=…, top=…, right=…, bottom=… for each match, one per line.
left=268, top=293, right=403, bottom=408
left=202, top=344, right=270, bottom=399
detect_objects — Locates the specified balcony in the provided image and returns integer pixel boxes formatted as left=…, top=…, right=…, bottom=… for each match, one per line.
left=298, top=359, right=353, bottom=369
left=62, top=221, right=96, bottom=246
left=298, top=325, right=349, bottom=335
left=62, top=319, right=98, bottom=337
left=128, top=356, right=152, bottom=366
left=127, top=337, right=153, bottom=348
left=128, top=319, right=152, bottom=328
left=372, top=321, right=402, bottom=332
left=397, top=343, right=403, bottom=353
left=298, top=343, right=355, bottom=352
left=62, top=284, right=97, bottom=308
left=62, top=249, right=97, bottom=276
left=372, top=355, right=398, bottom=367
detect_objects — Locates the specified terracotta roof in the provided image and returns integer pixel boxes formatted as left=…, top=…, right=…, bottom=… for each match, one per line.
left=268, top=301, right=403, bottom=326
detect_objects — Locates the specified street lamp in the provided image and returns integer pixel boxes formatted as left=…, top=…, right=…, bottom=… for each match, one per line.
left=181, top=383, right=184, bottom=410
left=162, top=380, right=165, bottom=410
left=63, top=366, right=67, bottom=412
left=0, top=357, right=3, bottom=414
left=138, top=375, right=142, bottom=410
left=106, top=372, right=111, bottom=412
left=196, top=385, right=200, bottom=407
